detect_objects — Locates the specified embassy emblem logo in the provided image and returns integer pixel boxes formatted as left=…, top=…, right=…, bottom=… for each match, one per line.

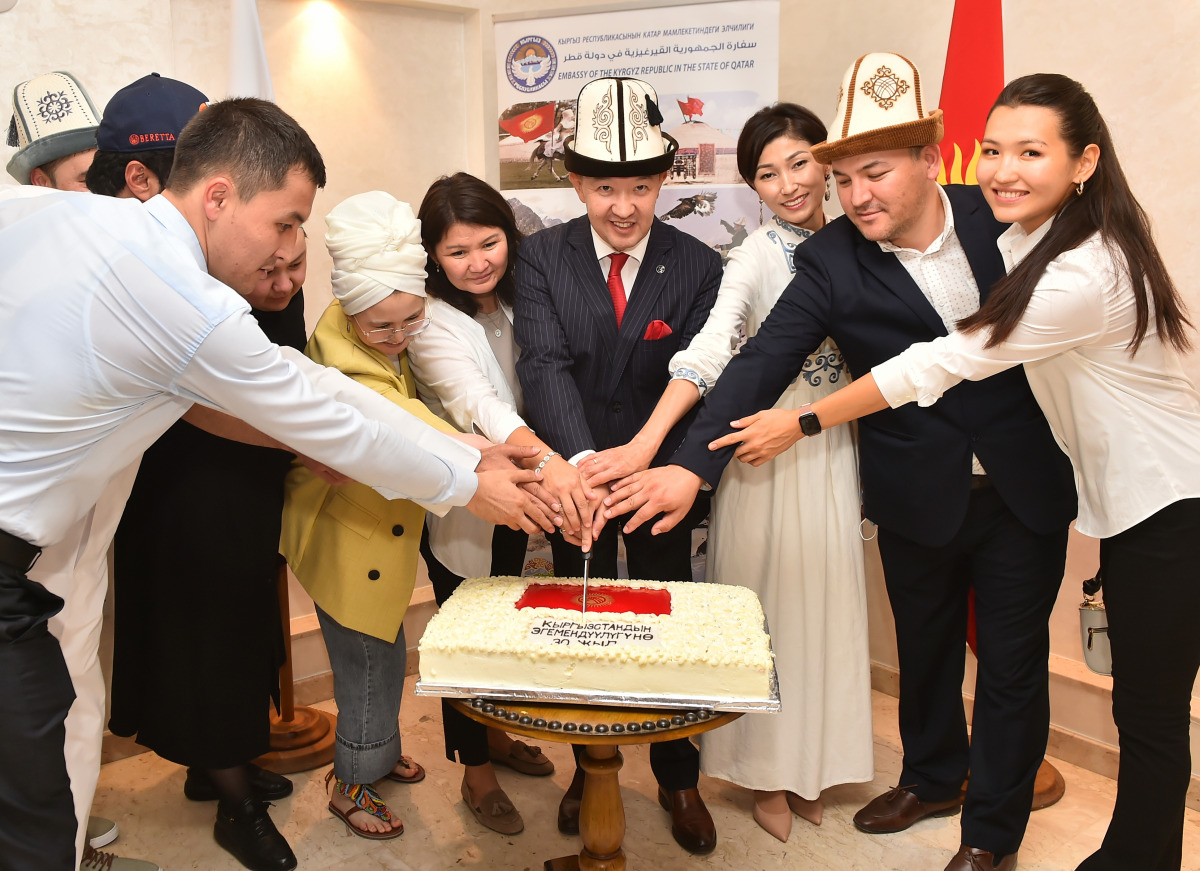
left=506, top=36, right=557, bottom=93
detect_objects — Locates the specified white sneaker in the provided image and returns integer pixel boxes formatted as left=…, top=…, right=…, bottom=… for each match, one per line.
left=86, top=815, right=119, bottom=849
left=80, top=845, right=163, bottom=871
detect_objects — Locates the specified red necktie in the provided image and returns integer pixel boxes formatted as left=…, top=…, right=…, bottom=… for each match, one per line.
left=607, top=252, right=629, bottom=327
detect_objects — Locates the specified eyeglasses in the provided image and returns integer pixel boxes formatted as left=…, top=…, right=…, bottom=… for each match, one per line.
left=353, top=314, right=432, bottom=343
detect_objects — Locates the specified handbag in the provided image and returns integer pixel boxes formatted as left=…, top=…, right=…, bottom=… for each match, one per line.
left=1079, top=571, right=1111, bottom=676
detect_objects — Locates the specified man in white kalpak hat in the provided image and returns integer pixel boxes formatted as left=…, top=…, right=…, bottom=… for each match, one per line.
left=514, top=76, right=723, bottom=855
left=6, top=71, right=100, bottom=190
left=602, top=53, right=1076, bottom=871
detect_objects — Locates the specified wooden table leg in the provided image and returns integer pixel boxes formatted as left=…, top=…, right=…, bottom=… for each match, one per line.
left=544, top=745, right=626, bottom=871
left=579, top=746, right=625, bottom=871
left=255, top=556, right=336, bottom=774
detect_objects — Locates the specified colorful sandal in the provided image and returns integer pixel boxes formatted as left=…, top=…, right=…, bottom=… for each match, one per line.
left=383, top=755, right=426, bottom=784
left=325, top=770, right=403, bottom=840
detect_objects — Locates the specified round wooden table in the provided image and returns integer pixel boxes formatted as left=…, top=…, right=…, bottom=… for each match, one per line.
left=449, top=697, right=741, bottom=871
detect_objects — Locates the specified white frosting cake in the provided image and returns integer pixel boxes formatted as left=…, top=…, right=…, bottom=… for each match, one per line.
left=418, top=576, right=774, bottom=703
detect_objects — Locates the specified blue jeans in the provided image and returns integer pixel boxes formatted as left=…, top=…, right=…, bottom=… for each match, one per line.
left=315, top=604, right=407, bottom=784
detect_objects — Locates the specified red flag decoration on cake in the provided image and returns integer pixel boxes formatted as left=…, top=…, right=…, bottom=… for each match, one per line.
left=936, top=0, right=1004, bottom=185
left=677, top=97, right=704, bottom=120
left=516, top=583, right=672, bottom=615
left=500, top=102, right=556, bottom=142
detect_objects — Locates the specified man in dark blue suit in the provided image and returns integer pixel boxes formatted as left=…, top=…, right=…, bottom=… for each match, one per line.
left=514, top=76, right=722, bottom=854
left=604, top=54, right=1076, bottom=871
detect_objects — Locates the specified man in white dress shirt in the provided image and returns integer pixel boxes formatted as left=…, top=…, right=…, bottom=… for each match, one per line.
left=28, top=71, right=210, bottom=871
left=0, top=96, right=552, bottom=871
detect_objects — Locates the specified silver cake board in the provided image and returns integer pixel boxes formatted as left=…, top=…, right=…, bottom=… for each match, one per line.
left=414, top=666, right=780, bottom=714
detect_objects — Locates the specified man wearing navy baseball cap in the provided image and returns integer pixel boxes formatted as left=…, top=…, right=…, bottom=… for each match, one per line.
left=86, top=72, right=208, bottom=199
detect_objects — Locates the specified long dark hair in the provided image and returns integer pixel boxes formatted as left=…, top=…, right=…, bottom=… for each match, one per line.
left=736, top=103, right=828, bottom=188
left=959, top=74, right=1190, bottom=353
left=417, top=172, right=522, bottom=317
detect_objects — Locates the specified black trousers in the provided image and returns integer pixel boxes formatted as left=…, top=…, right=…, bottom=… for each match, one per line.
left=1077, top=498, right=1200, bottom=871
left=877, top=485, right=1068, bottom=856
left=421, top=522, right=529, bottom=767
left=550, top=497, right=709, bottom=792
left=0, top=565, right=77, bottom=871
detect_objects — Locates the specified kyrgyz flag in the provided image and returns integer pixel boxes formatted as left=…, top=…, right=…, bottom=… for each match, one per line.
left=500, top=102, right=556, bottom=142
left=677, top=97, right=704, bottom=118
left=937, top=0, right=1003, bottom=185
left=938, top=0, right=1003, bottom=653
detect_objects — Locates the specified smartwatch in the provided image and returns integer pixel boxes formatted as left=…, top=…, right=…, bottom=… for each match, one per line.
left=798, top=405, right=823, bottom=437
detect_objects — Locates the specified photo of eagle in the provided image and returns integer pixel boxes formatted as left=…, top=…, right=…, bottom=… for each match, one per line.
left=659, top=192, right=717, bottom=221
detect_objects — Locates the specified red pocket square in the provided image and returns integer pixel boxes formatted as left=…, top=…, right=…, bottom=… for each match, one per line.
left=643, top=320, right=673, bottom=340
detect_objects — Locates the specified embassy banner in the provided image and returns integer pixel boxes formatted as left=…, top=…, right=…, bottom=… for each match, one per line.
left=495, top=0, right=779, bottom=258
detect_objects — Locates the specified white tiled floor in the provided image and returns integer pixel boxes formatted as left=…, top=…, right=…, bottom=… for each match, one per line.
left=92, top=680, right=1200, bottom=871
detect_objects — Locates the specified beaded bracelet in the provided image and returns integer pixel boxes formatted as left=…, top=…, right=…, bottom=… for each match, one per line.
left=536, top=451, right=559, bottom=472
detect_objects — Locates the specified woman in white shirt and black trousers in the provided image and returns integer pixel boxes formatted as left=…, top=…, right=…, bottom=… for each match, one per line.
left=692, top=74, right=1198, bottom=871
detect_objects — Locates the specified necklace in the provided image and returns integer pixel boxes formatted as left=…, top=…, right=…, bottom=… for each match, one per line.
left=480, top=308, right=506, bottom=338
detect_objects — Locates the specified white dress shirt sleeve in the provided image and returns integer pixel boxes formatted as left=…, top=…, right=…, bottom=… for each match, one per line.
left=177, top=311, right=479, bottom=514
left=669, top=238, right=761, bottom=395
left=407, top=312, right=528, bottom=445
left=873, top=249, right=1109, bottom=408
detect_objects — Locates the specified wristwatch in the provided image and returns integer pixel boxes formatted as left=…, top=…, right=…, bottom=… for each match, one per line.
left=797, top=404, right=823, bottom=437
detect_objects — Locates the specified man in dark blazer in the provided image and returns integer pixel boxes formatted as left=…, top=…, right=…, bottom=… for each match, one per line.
left=604, top=54, right=1076, bottom=871
left=514, top=76, right=722, bottom=855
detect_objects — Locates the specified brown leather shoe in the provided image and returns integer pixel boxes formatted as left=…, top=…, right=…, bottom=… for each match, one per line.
left=944, top=845, right=1017, bottom=871
left=657, top=787, right=717, bottom=855
left=853, top=785, right=963, bottom=834
left=556, top=767, right=585, bottom=835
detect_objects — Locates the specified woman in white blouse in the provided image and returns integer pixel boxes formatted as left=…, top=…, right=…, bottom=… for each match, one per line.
left=712, top=75, right=1198, bottom=871
left=585, top=104, right=873, bottom=843
left=408, top=172, right=592, bottom=833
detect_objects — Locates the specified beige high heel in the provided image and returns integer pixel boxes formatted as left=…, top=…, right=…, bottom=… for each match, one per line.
left=752, top=789, right=792, bottom=842
left=786, top=792, right=823, bottom=826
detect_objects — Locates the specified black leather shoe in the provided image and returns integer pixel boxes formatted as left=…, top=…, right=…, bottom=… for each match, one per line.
left=657, top=786, right=717, bottom=855
left=186, top=764, right=294, bottom=802
left=853, top=785, right=963, bottom=834
left=214, top=797, right=297, bottom=871
left=557, top=767, right=585, bottom=834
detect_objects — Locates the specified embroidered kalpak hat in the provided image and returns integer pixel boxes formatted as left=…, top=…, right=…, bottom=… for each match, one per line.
left=96, top=73, right=209, bottom=153
left=564, top=77, right=678, bottom=177
left=6, top=71, right=101, bottom=184
left=810, top=52, right=943, bottom=164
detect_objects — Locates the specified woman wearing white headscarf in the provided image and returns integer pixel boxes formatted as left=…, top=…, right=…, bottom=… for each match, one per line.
left=280, top=192, right=501, bottom=840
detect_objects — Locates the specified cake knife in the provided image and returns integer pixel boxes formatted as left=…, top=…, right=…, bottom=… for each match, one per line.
left=580, top=549, right=591, bottom=616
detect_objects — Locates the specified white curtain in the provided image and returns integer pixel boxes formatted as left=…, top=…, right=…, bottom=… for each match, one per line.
left=227, top=0, right=274, bottom=100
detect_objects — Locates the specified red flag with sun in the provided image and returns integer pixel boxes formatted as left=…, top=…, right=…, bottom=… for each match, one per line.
left=677, top=97, right=704, bottom=120
left=938, top=0, right=1003, bottom=650
left=500, top=102, right=556, bottom=143
left=937, top=0, right=1004, bottom=186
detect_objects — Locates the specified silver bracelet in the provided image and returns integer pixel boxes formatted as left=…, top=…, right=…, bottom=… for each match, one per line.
left=536, top=451, right=559, bottom=472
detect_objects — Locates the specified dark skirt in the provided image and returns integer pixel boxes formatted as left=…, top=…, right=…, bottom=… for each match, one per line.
left=108, top=292, right=306, bottom=768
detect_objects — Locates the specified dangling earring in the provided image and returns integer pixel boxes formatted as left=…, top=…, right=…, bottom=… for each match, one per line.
left=758, top=197, right=764, bottom=224
left=824, top=176, right=831, bottom=202
left=1075, top=180, right=1085, bottom=196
